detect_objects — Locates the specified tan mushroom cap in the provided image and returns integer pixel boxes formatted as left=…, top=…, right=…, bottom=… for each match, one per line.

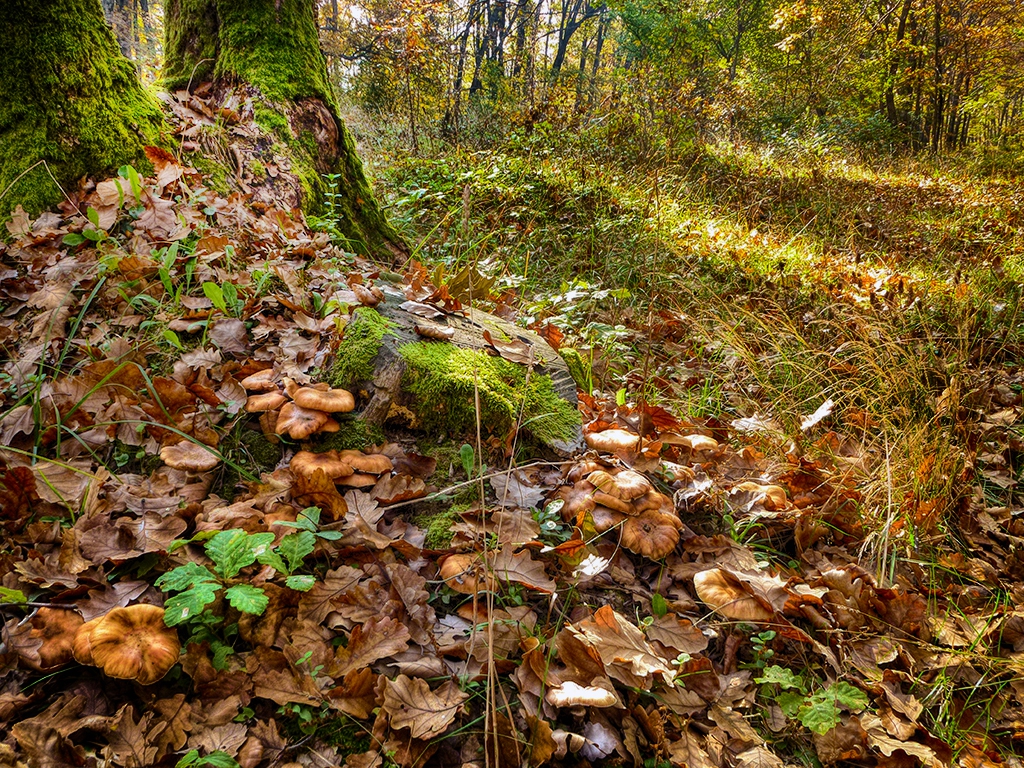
left=590, top=490, right=634, bottom=515
left=275, top=402, right=329, bottom=440
left=588, top=469, right=651, bottom=500
left=245, top=392, right=287, bottom=412
left=620, top=510, right=680, bottom=560
left=290, top=450, right=355, bottom=480
left=292, top=387, right=355, bottom=414
left=335, top=472, right=379, bottom=488
left=693, top=569, right=773, bottom=622
left=239, top=368, right=278, bottom=392
left=554, top=482, right=596, bottom=524
left=72, top=615, right=106, bottom=665
left=566, top=459, right=608, bottom=483
left=87, top=605, right=181, bottom=685
left=28, top=607, right=84, bottom=670
left=159, top=441, right=221, bottom=472
left=585, top=429, right=642, bottom=454
left=633, top=489, right=677, bottom=516
left=440, top=553, right=496, bottom=594
left=590, top=504, right=627, bottom=533
left=337, top=449, right=393, bottom=475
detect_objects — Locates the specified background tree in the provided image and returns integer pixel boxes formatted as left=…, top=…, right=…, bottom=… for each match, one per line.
left=163, top=0, right=405, bottom=259
left=0, top=0, right=165, bottom=217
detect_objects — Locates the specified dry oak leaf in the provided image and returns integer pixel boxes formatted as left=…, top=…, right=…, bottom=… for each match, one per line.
left=247, top=646, right=322, bottom=707
left=327, top=667, right=381, bottom=719
left=103, top=704, right=159, bottom=768
left=330, top=616, right=412, bottom=678
left=572, top=605, right=674, bottom=687
left=382, top=675, right=468, bottom=740
left=491, top=547, right=557, bottom=592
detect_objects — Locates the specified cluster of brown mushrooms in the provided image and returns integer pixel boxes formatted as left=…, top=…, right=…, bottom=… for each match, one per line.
left=288, top=448, right=394, bottom=488
left=73, top=605, right=181, bottom=685
left=554, top=462, right=682, bottom=560
left=241, top=369, right=356, bottom=440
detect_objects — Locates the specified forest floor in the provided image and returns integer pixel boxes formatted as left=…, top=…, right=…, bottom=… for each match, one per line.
left=0, top=92, right=1022, bottom=768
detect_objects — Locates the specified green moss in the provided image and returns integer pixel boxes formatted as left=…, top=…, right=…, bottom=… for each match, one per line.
left=558, top=347, right=593, bottom=393
left=191, top=155, right=233, bottom=195
left=165, top=0, right=335, bottom=106
left=415, top=502, right=473, bottom=549
left=328, top=307, right=396, bottom=389
left=315, top=417, right=386, bottom=452
left=239, top=429, right=283, bottom=469
left=398, top=342, right=581, bottom=446
left=254, top=105, right=291, bottom=136
left=0, top=0, right=166, bottom=217
left=219, top=428, right=283, bottom=500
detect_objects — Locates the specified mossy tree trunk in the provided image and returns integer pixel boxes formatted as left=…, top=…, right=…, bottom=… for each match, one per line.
left=0, top=0, right=165, bottom=218
left=164, top=0, right=407, bottom=263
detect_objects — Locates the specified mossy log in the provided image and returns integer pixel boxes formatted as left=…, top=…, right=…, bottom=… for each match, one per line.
left=164, top=0, right=406, bottom=263
left=329, top=290, right=584, bottom=455
left=0, top=0, right=166, bottom=218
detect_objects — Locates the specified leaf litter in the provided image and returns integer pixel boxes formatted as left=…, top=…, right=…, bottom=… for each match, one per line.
left=0, top=89, right=1021, bottom=768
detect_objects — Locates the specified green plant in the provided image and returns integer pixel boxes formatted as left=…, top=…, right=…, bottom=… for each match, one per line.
left=203, top=280, right=244, bottom=317
left=156, top=508, right=341, bottom=661
left=176, top=749, right=240, bottom=768
left=755, top=665, right=870, bottom=735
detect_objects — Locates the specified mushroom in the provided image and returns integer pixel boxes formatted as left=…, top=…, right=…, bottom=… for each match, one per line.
left=292, top=386, right=355, bottom=414
left=27, top=607, right=84, bottom=669
left=245, top=392, right=287, bottom=412
left=290, top=450, right=355, bottom=480
left=72, top=615, right=105, bottom=665
left=337, top=449, right=393, bottom=475
left=159, top=441, right=220, bottom=472
left=584, top=429, right=642, bottom=454
left=335, top=473, right=379, bottom=488
left=81, top=605, right=181, bottom=684
left=693, top=569, right=773, bottom=622
left=553, top=482, right=596, bottom=524
left=275, top=402, right=329, bottom=440
left=620, top=510, right=680, bottom=560
left=239, top=368, right=278, bottom=391
left=587, top=469, right=651, bottom=513
left=440, top=553, right=496, bottom=594
left=590, top=504, right=627, bottom=533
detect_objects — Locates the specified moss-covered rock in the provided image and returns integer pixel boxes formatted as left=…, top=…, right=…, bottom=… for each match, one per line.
left=315, top=417, right=386, bottom=452
left=399, top=342, right=581, bottom=447
left=328, top=308, right=397, bottom=390
left=558, top=347, right=593, bottom=393
left=0, top=0, right=166, bottom=218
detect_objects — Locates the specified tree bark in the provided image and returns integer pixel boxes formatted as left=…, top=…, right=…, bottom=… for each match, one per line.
left=0, top=0, right=165, bottom=218
left=164, top=0, right=406, bottom=263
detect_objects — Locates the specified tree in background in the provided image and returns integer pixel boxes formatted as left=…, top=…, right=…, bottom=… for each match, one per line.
left=0, top=0, right=166, bottom=217
left=1, top=0, right=404, bottom=262
left=324, top=0, right=1024, bottom=158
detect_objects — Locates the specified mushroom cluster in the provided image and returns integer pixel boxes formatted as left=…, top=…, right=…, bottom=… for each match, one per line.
left=288, top=448, right=394, bottom=488
left=241, top=371, right=356, bottom=440
left=73, top=604, right=181, bottom=685
left=554, top=466, right=682, bottom=560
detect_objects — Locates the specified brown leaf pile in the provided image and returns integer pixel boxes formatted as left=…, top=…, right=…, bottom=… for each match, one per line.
left=0, top=87, right=1022, bottom=768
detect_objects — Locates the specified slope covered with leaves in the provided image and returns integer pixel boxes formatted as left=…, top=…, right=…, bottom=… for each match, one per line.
left=0, top=89, right=1023, bottom=768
